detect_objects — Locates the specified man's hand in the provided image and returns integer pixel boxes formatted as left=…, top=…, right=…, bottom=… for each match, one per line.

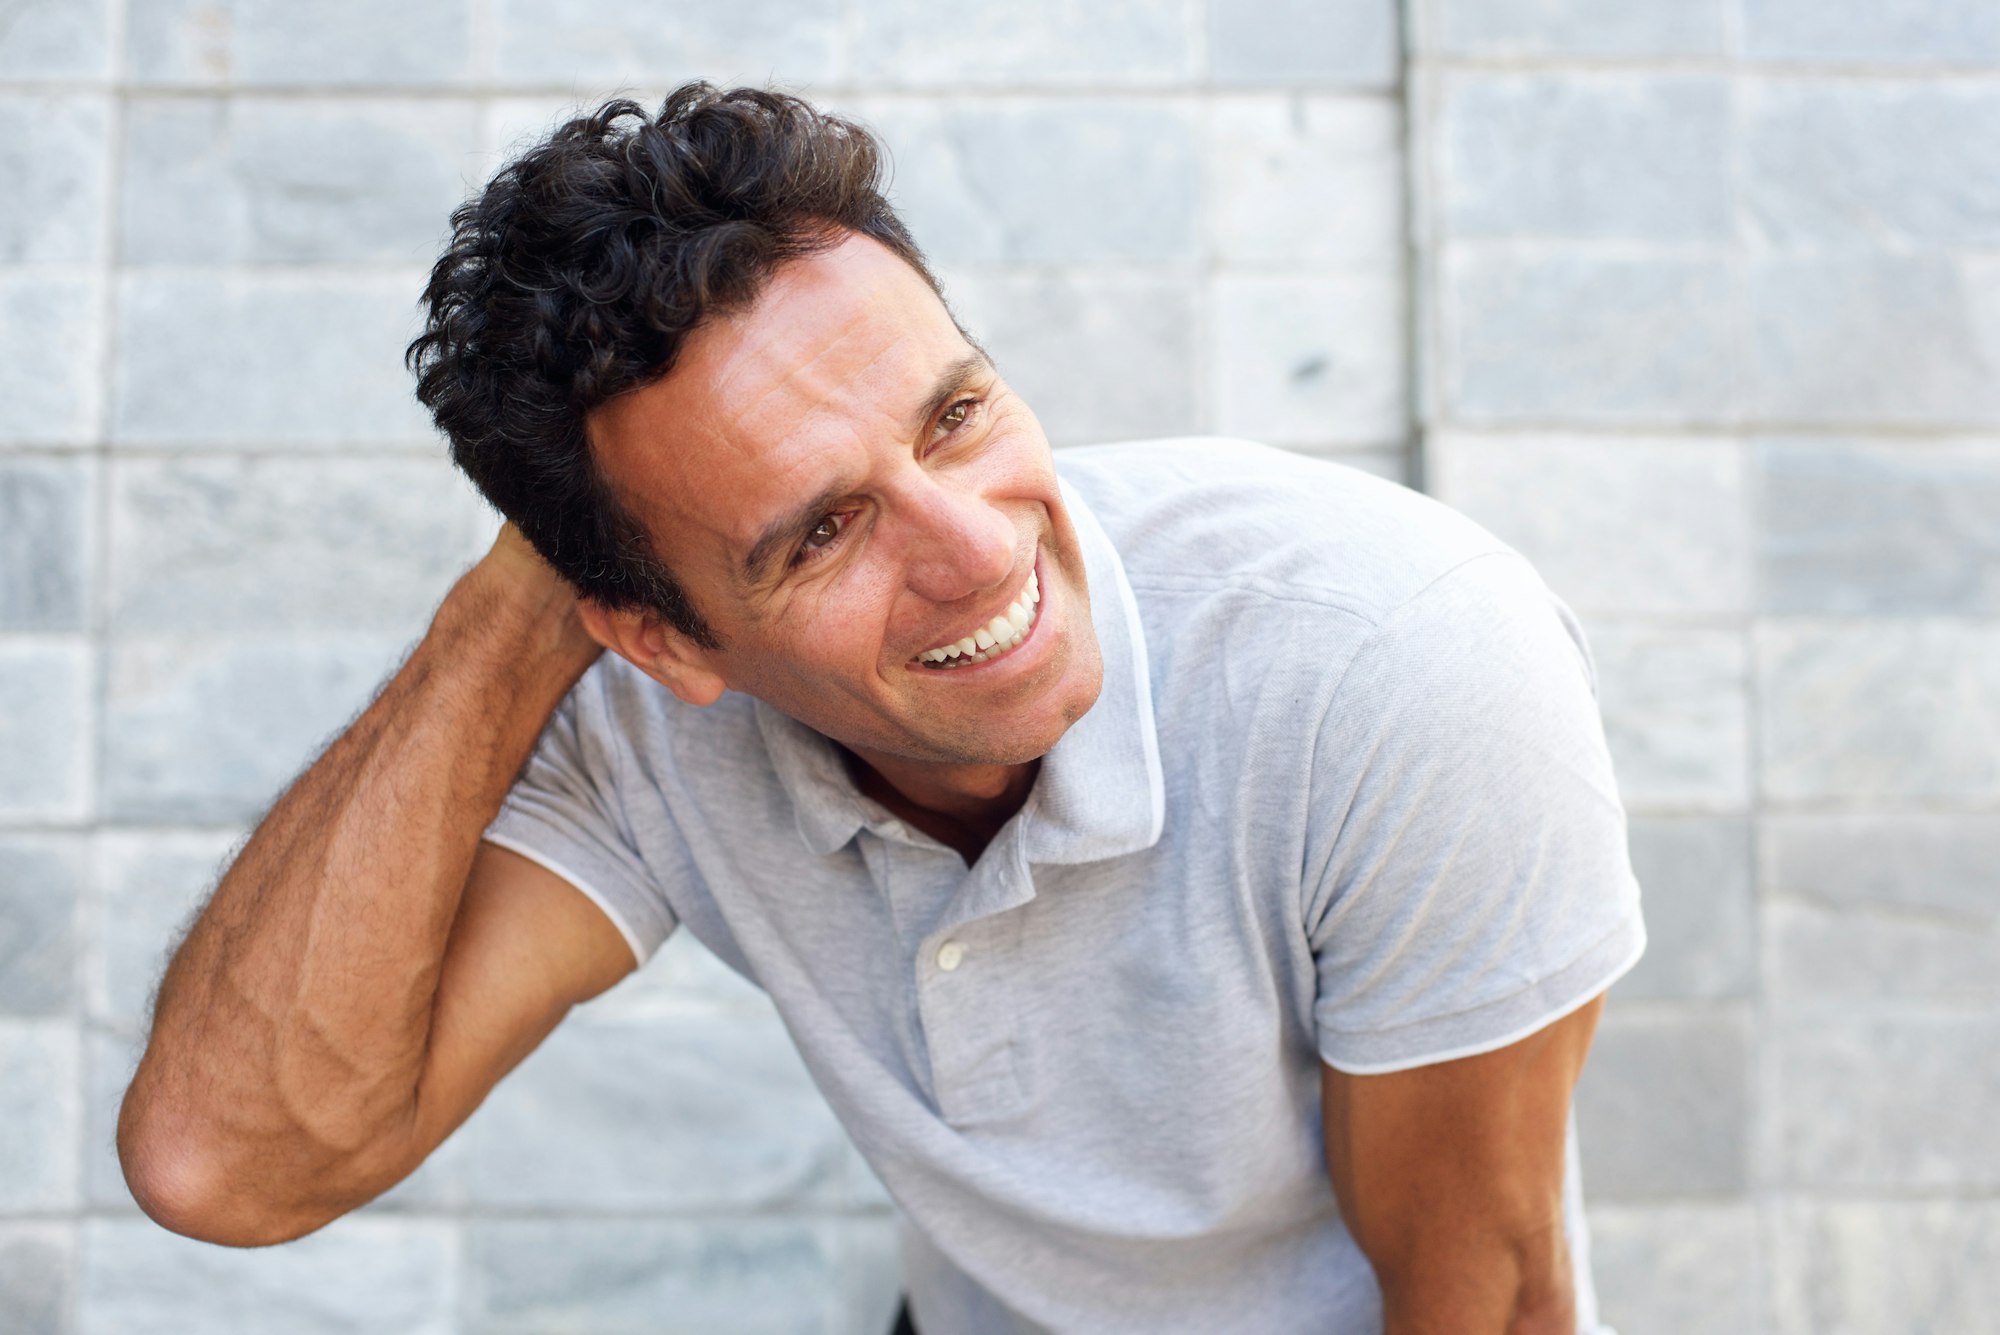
left=117, top=524, right=630, bottom=1247
left=1321, top=995, right=1605, bottom=1335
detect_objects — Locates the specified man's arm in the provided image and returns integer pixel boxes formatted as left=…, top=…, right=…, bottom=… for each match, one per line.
left=117, top=528, right=636, bottom=1247
left=1320, top=994, right=1605, bottom=1335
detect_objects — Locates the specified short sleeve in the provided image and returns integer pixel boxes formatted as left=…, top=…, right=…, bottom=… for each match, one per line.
left=1303, top=553, right=1646, bottom=1075
left=484, top=671, right=678, bottom=969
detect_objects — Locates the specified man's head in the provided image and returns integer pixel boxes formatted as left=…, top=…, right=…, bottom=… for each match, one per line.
left=411, top=85, right=1102, bottom=776
left=409, top=84, right=938, bottom=649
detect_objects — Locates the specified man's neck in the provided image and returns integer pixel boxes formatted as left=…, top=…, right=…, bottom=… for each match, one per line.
left=841, top=747, right=1040, bottom=865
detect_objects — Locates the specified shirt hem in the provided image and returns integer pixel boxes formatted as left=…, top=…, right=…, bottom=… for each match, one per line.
left=1318, top=917, right=1646, bottom=1076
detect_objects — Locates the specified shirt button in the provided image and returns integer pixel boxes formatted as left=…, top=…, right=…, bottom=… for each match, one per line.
left=936, top=941, right=967, bottom=972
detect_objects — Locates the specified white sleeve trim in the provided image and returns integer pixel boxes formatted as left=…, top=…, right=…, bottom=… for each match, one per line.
left=1320, top=922, right=1647, bottom=1077
left=481, top=833, right=650, bottom=970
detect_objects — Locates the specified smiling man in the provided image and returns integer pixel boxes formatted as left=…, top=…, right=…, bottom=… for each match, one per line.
left=118, top=86, right=1645, bottom=1334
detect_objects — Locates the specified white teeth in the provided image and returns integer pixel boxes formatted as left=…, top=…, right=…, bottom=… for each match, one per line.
left=916, top=563, right=1044, bottom=667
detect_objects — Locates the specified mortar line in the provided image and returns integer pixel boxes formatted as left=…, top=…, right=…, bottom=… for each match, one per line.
left=1396, top=0, right=1426, bottom=490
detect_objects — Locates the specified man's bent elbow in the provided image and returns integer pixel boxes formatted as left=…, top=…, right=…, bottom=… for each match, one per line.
left=117, top=1089, right=343, bottom=1249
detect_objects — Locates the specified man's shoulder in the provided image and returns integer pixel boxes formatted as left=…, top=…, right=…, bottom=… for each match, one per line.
left=1056, top=436, right=1521, bottom=627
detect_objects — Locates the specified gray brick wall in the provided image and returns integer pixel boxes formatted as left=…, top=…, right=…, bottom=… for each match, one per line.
left=0, top=1, right=1991, bottom=1331
left=1411, top=2, right=2000, bottom=1331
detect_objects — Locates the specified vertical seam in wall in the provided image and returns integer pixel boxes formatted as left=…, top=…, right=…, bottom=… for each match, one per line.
left=1192, top=0, right=1213, bottom=438
left=80, top=0, right=132, bottom=1313
left=1396, top=0, right=1427, bottom=491
left=1721, top=6, right=1779, bottom=1320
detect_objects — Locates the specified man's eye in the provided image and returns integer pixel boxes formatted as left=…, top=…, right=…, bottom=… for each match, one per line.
left=932, top=398, right=978, bottom=441
left=797, top=512, right=848, bottom=561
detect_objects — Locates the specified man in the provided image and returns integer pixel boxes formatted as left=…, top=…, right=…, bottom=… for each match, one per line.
left=118, top=85, right=1645, bottom=1333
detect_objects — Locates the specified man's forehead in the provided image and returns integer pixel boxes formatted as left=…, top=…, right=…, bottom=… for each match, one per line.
left=704, top=241, right=958, bottom=402
left=585, top=236, right=981, bottom=563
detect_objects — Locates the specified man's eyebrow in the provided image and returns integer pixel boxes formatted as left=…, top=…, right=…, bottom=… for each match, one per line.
left=738, top=350, right=997, bottom=585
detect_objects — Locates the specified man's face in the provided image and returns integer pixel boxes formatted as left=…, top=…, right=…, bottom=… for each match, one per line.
left=587, top=233, right=1104, bottom=777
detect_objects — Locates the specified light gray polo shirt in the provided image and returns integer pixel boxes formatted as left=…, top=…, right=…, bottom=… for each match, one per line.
left=487, top=437, right=1647, bottom=1334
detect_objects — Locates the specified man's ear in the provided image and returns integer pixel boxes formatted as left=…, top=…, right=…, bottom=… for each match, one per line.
left=575, top=600, right=729, bottom=707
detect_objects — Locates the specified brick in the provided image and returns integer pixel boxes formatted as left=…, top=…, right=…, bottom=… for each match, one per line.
left=120, top=97, right=482, bottom=268
left=1588, top=626, right=1750, bottom=810
left=456, top=1013, right=856, bottom=1210
left=1775, top=1201, right=2000, bottom=1335
left=0, top=835, right=82, bottom=1015
left=1749, top=255, right=2000, bottom=427
left=1769, top=900, right=2000, bottom=1002
left=1615, top=817, right=1755, bottom=1001
left=475, top=96, right=587, bottom=190
left=1207, top=95, right=1402, bottom=271
left=1211, top=274, right=1406, bottom=447
left=1776, top=1011, right=2000, bottom=1188
left=0, top=639, right=90, bottom=823
left=107, top=455, right=480, bottom=635
left=0, top=455, right=92, bottom=630
left=79, top=1217, right=454, bottom=1334
left=0, top=1019, right=80, bottom=1211
left=1316, top=445, right=1410, bottom=485
left=1757, top=439, right=2000, bottom=615
left=1758, top=621, right=2000, bottom=802
left=852, top=100, right=1199, bottom=266
left=464, top=1219, right=844, bottom=1334
left=0, top=1223, right=71, bottom=1335
left=834, top=1214, right=902, bottom=1334
left=1430, top=434, right=1750, bottom=617
left=1742, top=0, right=2000, bottom=64
left=83, top=1026, right=138, bottom=1210
left=87, top=831, right=239, bottom=1032
left=1210, top=0, right=1398, bottom=88
left=1575, top=1010, right=1750, bottom=1198
left=1441, top=75, right=1731, bottom=241
left=1431, top=0, right=1726, bottom=58
left=112, top=273, right=435, bottom=447
left=0, top=94, right=111, bottom=264
left=0, top=271, right=103, bottom=445
left=126, top=0, right=472, bottom=86
left=1747, top=82, right=2000, bottom=248
left=0, top=0, right=110, bottom=79
left=852, top=0, right=1189, bottom=86
left=496, top=0, right=839, bottom=88
left=1587, top=1204, right=1762, bottom=1335
left=944, top=272, right=1198, bottom=447
left=1764, top=811, right=2000, bottom=918
left=102, top=634, right=406, bottom=823
left=1445, top=252, right=1740, bottom=425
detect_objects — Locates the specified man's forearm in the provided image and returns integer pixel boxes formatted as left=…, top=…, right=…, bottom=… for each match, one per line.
left=118, top=538, right=599, bottom=1243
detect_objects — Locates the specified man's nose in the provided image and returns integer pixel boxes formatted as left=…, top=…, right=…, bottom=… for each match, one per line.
left=898, top=477, right=1017, bottom=604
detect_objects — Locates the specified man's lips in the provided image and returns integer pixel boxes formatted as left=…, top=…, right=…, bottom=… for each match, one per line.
left=912, top=560, right=1041, bottom=669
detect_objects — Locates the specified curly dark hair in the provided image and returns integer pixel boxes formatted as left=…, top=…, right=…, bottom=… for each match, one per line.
left=407, top=83, right=942, bottom=648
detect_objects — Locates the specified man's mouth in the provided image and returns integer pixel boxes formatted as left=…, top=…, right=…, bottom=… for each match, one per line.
left=913, top=565, right=1041, bottom=669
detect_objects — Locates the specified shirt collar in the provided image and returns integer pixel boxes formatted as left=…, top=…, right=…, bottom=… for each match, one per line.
left=753, top=476, right=1165, bottom=864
